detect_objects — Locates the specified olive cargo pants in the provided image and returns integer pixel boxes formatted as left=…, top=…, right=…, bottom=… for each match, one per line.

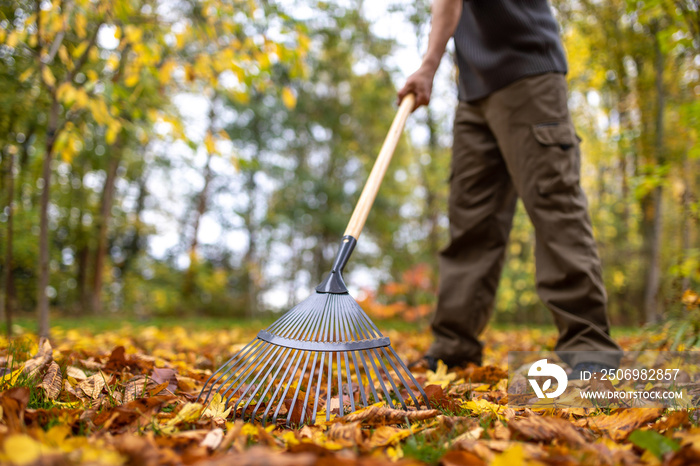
left=428, top=73, right=621, bottom=368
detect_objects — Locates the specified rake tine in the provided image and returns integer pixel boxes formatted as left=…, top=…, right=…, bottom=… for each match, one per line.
left=331, top=298, right=345, bottom=418
left=256, top=349, right=302, bottom=423
left=263, top=351, right=304, bottom=425
left=225, top=344, right=280, bottom=408
left=367, top=348, right=396, bottom=408
left=373, top=348, right=407, bottom=409
left=284, top=351, right=312, bottom=426
left=326, top=349, right=333, bottom=422
left=339, top=298, right=367, bottom=407
left=380, top=347, right=418, bottom=406
left=346, top=309, right=380, bottom=404
left=237, top=347, right=290, bottom=419
left=300, top=352, right=319, bottom=425
left=388, top=346, right=431, bottom=408
left=197, top=339, right=258, bottom=403
left=243, top=347, right=293, bottom=420
left=214, top=341, right=269, bottom=401
left=206, top=340, right=268, bottom=403
left=311, top=352, right=326, bottom=424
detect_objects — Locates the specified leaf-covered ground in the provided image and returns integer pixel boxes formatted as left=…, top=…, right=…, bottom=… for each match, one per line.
left=0, top=323, right=698, bottom=465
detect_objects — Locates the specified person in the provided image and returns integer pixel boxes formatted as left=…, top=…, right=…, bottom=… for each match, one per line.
left=398, top=0, right=622, bottom=378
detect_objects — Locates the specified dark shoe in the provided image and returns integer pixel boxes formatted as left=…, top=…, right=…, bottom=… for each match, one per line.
left=569, top=362, right=616, bottom=380
left=408, top=355, right=439, bottom=372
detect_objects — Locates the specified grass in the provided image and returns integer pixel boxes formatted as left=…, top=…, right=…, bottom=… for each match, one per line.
left=403, top=432, right=447, bottom=465
left=2, top=314, right=645, bottom=338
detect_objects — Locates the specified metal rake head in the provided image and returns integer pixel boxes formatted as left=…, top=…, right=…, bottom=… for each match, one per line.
left=197, top=289, right=431, bottom=427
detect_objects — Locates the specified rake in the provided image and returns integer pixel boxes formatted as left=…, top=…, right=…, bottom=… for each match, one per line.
left=198, top=94, right=430, bottom=426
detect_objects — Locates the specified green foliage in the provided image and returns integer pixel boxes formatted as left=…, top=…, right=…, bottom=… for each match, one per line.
left=628, top=429, right=680, bottom=459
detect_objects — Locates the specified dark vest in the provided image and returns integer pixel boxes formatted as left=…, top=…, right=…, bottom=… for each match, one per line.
left=454, top=0, right=568, bottom=102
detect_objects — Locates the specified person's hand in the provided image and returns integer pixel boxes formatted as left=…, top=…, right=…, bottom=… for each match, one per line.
left=397, top=65, right=436, bottom=111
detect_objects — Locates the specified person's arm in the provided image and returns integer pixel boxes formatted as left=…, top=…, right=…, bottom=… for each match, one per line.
left=397, top=0, right=463, bottom=110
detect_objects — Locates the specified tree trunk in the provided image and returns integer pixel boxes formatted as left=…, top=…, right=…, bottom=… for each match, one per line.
left=3, top=149, right=15, bottom=337
left=680, top=153, right=692, bottom=292
left=90, top=144, right=122, bottom=313
left=119, top=172, right=148, bottom=275
left=642, top=27, right=666, bottom=324
left=183, top=151, right=213, bottom=299
left=37, top=98, right=60, bottom=338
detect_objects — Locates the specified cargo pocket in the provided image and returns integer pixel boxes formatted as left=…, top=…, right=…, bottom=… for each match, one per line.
left=531, top=121, right=581, bottom=195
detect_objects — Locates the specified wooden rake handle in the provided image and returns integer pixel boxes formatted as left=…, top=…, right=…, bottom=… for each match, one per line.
left=344, top=94, right=415, bottom=239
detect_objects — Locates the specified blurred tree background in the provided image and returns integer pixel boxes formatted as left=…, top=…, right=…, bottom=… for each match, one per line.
left=0, top=0, right=698, bottom=337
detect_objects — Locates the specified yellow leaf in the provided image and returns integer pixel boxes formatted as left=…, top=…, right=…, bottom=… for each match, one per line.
left=2, top=435, right=51, bottom=465
left=58, top=45, right=69, bottom=65
left=6, top=31, right=19, bottom=49
left=367, top=425, right=412, bottom=448
left=491, top=443, right=526, bottom=466
left=202, top=393, right=231, bottom=420
left=0, top=366, right=24, bottom=386
left=241, top=423, right=259, bottom=437
left=18, top=68, right=34, bottom=82
left=72, top=41, right=89, bottom=59
left=74, top=13, right=87, bottom=39
left=106, top=122, right=122, bottom=145
left=425, top=360, right=456, bottom=389
left=281, top=86, right=296, bottom=110
left=124, top=25, right=142, bottom=44
left=41, top=67, right=56, bottom=87
left=161, top=402, right=204, bottom=434
left=204, top=132, right=216, bottom=154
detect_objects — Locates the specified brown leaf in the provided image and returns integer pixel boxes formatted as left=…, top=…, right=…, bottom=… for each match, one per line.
left=458, top=365, right=508, bottom=384
left=112, top=433, right=174, bottom=466
left=151, top=367, right=178, bottom=393
left=283, top=398, right=312, bottom=425
left=0, top=387, right=30, bottom=432
left=23, top=337, right=53, bottom=377
left=585, top=408, right=663, bottom=441
left=196, top=446, right=317, bottom=466
left=94, top=395, right=175, bottom=432
left=423, top=384, right=460, bottom=411
left=667, top=444, right=700, bottom=466
left=148, top=381, right=171, bottom=397
left=39, top=361, right=62, bottom=400
left=328, top=421, right=363, bottom=447
left=440, top=450, right=486, bottom=466
left=104, top=346, right=128, bottom=372
left=651, top=410, right=691, bottom=433
left=77, top=372, right=107, bottom=399
left=342, top=405, right=439, bottom=425
left=509, top=414, right=587, bottom=446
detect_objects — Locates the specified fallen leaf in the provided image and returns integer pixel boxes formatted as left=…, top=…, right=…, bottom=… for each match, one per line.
left=200, top=428, right=224, bottom=450
left=38, top=361, right=62, bottom=400
left=509, top=414, right=587, bottom=446
left=202, top=393, right=232, bottom=420
left=151, top=367, right=178, bottom=393
left=66, top=366, right=88, bottom=380
left=440, top=450, right=486, bottom=466
left=0, top=387, right=30, bottom=432
left=342, top=404, right=439, bottom=425
left=586, top=408, right=663, bottom=441
left=23, top=338, right=52, bottom=377
left=425, top=360, right=457, bottom=388
left=104, top=346, right=129, bottom=372
left=328, top=421, right=363, bottom=447
left=78, top=372, right=107, bottom=399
